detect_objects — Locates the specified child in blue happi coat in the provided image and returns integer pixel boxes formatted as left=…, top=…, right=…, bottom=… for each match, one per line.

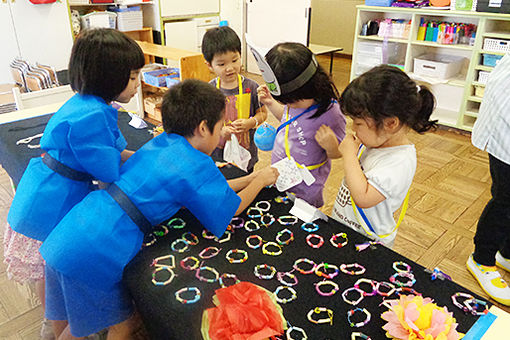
left=40, top=79, right=279, bottom=339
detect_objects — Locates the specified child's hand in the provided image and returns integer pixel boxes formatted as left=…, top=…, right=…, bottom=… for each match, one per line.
left=221, top=125, right=235, bottom=140
left=338, top=134, right=361, bottom=157
left=255, top=166, right=280, bottom=187
left=315, top=125, right=339, bottom=153
left=231, top=118, right=254, bottom=133
left=257, top=85, right=274, bottom=106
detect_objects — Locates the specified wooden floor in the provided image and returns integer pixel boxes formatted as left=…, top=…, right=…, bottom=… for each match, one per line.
left=1, top=55, right=509, bottom=339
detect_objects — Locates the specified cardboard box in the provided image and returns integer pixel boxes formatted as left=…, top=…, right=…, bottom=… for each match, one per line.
left=144, top=95, right=162, bottom=122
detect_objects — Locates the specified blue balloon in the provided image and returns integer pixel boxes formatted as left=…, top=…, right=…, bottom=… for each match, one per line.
left=254, top=123, right=277, bottom=151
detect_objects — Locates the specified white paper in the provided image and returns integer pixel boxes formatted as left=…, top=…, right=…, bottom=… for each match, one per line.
left=128, top=114, right=148, bottom=129
left=299, top=165, right=316, bottom=186
left=271, top=157, right=303, bottom=192
left=89, top=15, right=110, bottom=29
left=289, top=197, right=328, bottom=223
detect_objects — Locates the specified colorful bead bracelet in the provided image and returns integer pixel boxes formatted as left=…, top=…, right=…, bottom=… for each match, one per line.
left=262, top=241, right=282, bottom=256
left=152, top=224, right=169, bottom=237
left=315, top=263, right=339, bottom=279
left=180, top=256, right=200, bottom=271
left=274, top=286, right=297, bottom=304
left=277, top=271, right=298, bottom=286
left=347, top=308, right=371, bottom=328
left=202, top=229, right=216, bottom=239
left=229, top=217, right=245, bottom=230
left=396, top=287, right=421, bottom=296
left=247, top=207, right=263, bottom=218
left=225, top=249, right=248, bottom=264
left=293, top=258, right=317, bottom=275
left=261, top=213, right=275, bottom=227
left=307, top=307, right=333, bottom=325
left=277, top=215, right=298, bottom=226
left=301, top=222, right=319, bottom=233
left=451, top=292, right=488, bottom=315
left=195, top=265, right=219, bottom=283
left=392, top=261, right=412, bottom=273
left=351, top=332, right=371, bottom=340
left=175, top=287, right=201, bottom=304
left=274, top=195, right=290, bottom=204
left=143, top=234, right=157, bottom=247
left=254, top=264, right=276, bottom=280
left=152, top=267, right=175, bottom=286
left=152, top=254, right=175, bottom=268
left=306, top=234, right=324, bottom=248
left=389, top=272, right=416, bottom=287
left=340, top=263, right=366, bottom=276
left=330, top=232, right=348, bottom=248
left=181, top=232, right=199, bottom=246
left=171, top=238, right=190, bottom=253
left=244, top=220, right=260, bottom=232
left=246, top=235, right=263, bottom=249
left=199, top=246, right=222, bottom=259
left=315, top=280, right=340, bottom=296
left=286, top=324, right=307, bottom=340
left=219, top=273, right=240, bottom=288
left=167, top=217, right=186, bottom=229
left=354, top=278, right=378, bottom=296
left=255, top=200, right=271, bottom=212
left=276, top=228, right=294, bottom=246
left=215, top=230, right=231, bottom=243
left=376, top=281, right=396, bottom=297
left=342, top=287, right=365, bottom=305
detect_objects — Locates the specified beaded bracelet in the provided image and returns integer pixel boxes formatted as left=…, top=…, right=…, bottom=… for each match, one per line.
left=396, top=287, right=421, bottom=296
left=219, top=273, right=240, bottom=288
left=389, top=272, right=416, bottom=287
left=195, top=265, right=219, bottom=283
left=262, top=241, right=283, bottom=256
left=171, top=238, right=190, bottom=253
left=293, top=258, right=317, bottom=275
left=354, top=278, right=378, bottom=296
left=175, top=287, right=201, bottom=304
left=342, top=287, right=365, bottom=305
left=246, top=235, right=263, bottom=249
left=244, top=220, right=260, bottom=232
left=286, top=324, right=307, bottom=340
left=301, top=222, right=319, bottom=233
left=276, top=228, right=294, bottom=246
left=247, top=207, right=263, bottom=218
left=254, top=264, right=276, bottom=280
left=351, top=332, right=371, bottom=340
left=376, top=281, right=396, bottom=297
left=274, top=285, right=298, bottom=304
left=392, top=261, right=412, bottom=273
left=261, top=213, right=275, bottom=227
left=167, top=217, right=186, bottom=229
left=451, top=292, right=475, bottom=313
left=330, top=233, right=348, bottom=248
left=315, top=280, right=339, bottom=296
left=229, top=217, right=245, bottom=230
left=274, top=195, right=290, bottom=204
left=181, top=232, right=199, bottom=246
left=340, top=263, right=366, bottom=276
left=315, top=263, right=339, bottom=279
left=464, top=297, right=489, bottom=316
left=143, top=234, right=157, bottom=247
left=152, top=267, right=176, bottom=286
left=199, top=246, right=222, bottom=259
left=307, top=307, right=333, bottom=325
left=152, top=224, right=169, bottom=237
left=347, top=308, right=371, bottom=328
left=202, top=229, right=216, bottom=239
left=306, top=234, right=324, bottom=248
left=277, top=215, right=298, bottom=225
left=152, top=254, right=175, bottom=268
left=225, top=249, right=248, bottom=264
left=255, top=200, right=271, bottom=212
left=215, top=230, right=232, bottom=243
left=277, top=271, right=298, bottom=286
left=180, top=256, right=200, bottom=271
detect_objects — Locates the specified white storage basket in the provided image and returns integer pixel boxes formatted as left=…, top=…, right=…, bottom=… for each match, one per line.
left=81, top=12, right=117, bottom=30
left=413, top=54, right=464, bottom=80
left=483, top=38, right=510, bottom=53
left=477, top=70, right=490, bottom=84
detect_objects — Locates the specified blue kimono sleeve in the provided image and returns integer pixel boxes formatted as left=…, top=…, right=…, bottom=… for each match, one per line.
left=67, top=111, right=124, bottom=183
left=182, top=167, right=241, bottom=238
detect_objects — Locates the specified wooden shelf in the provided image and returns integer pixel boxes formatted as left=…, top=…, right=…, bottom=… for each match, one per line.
left=411, top=40, right=474, bottom=50
left=475, top=65, right=494, bottom=71
left=468, top=96, right=483, bottom=103
left=482, top=32, right=510, bottom=39
left=479, top=49, right=507, bottom=55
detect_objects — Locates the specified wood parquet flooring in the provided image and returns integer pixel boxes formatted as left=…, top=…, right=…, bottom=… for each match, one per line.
left=0, top=55, right=508, bottom=339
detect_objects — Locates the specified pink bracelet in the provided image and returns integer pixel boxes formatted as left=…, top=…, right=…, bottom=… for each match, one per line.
left=354, top=278, right=378, bottom=296
left=315, top=279, right=339, bottom=296
left=306, top=234, right=324, bottom=248
left=340, top=263, right=366, bottom=276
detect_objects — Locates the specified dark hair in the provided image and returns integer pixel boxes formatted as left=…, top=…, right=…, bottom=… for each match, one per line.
left=69, top=28, right=145, bottom=103
left=340, top=65, right=437, bottom=133
left=265, top=42, right=339, bottom=118
left=162, top=79, right=225, bottom=137
left=201, top=26, right=241, bottom=63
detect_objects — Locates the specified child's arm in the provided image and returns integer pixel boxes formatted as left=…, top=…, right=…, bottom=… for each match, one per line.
left=257, top=85, right=284, bottom=121
left=221, top=125, right=236, bottom=140
left=230, top=106, right=268, bottom=133
left=340, top=135, right=385, bottom=208
left=314, top=125, right=342, bottom=159
left=121, top=149, right=134, bottom=162
left=232, top=167, right=279, bottom=215
left=227, top=171, right=256, bottom=192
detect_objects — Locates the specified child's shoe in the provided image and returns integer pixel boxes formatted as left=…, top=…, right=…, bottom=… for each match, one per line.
left=496, top=251, right=510, bottom=273
left=467, top=254, right=510, bottom=306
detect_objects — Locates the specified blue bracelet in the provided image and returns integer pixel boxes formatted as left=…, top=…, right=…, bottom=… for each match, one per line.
left=301, top=222, right=319, bottom=233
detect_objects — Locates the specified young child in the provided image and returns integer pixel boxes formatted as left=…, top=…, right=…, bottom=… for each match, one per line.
left=4, top=28, right=144, bottom=339
left=202, top=26, right=267, bottom=172
left=257, top=42, right=346, bottom=208
left=39, top=79, right=279, bottom=339
left=316, top=65, right=436, bottom=247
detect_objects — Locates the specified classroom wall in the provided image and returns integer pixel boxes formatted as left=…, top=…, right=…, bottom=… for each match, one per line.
left=310, top=0, right=364, bottom=55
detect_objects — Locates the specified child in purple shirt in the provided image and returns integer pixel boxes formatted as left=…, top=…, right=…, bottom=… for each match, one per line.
left=258, top=42, right=346, bottom=207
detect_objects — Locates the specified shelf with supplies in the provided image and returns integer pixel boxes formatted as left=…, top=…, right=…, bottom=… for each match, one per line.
left=352, top=5, right=510, bottom=132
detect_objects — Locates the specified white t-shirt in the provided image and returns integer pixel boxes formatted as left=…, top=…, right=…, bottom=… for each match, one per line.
left=331, top=145, right=417, bottom=247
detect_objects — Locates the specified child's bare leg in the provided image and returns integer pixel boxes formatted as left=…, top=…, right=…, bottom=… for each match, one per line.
left=107, top=315, right=136, bottom=340
left=56, top=325, right=85, bottom=340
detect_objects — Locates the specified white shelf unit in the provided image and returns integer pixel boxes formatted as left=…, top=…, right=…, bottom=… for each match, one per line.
left=352, top=5, right=510, bottom=132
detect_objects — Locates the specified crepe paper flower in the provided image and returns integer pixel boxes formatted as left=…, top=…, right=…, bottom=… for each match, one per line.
left=202, top=281, right=286, bottom=340
left=381, top=294, right=463, bottom=340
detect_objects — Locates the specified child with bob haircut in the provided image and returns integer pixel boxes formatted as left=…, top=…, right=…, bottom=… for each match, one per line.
left=258, top=42, right=346, bottom=208
left=316, top=65, right=437, bottom=247
left=4, top=28, right=144, bottom=338
left=202, top=26, right=267, bottom=172
left=39, top=79, right=279, bottom=339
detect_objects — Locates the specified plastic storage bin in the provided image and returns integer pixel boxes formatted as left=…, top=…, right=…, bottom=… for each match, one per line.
left=482, top=54, right=503, bottom=67
left=81, top=12, right=116, bottom=29
left=111, top=6, right=143, bottom=32
left=474, top=85, right=485, bottom=97
left=477, top=70, right=490, bottom=84
left=483, top=38, right=510, bottom=53
left=476, top=0, right=510, bottom=13
left=451, top=0, right=477, bottom=10
left=143, top=68, right=180, bottom=87
left=365, top=0, right=394, bottom=6
left=413, top=54, right=464, bottom=80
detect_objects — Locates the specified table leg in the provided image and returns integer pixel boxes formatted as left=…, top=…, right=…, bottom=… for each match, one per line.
left=329, top=52, right=334, bottom=75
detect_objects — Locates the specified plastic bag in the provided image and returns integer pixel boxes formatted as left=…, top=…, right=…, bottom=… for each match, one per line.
left=223, top=135, right=251, bottom=172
